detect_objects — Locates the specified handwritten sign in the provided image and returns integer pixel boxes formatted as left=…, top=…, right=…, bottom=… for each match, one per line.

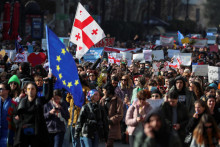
left=174, top=53, right=192, bottom=66
left=14, top=53, right=28, bottom=62
left=208, top=66, right=220, bottom=83
left=192, top=65, right=208, bottom=76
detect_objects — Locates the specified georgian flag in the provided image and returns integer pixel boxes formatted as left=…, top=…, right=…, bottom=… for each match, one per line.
left=70, top=2, right=105, bottom=59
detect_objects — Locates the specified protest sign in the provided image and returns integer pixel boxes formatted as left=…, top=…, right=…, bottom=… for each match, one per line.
left=167, top=49, right=180, bottom=58
left=153, top=61, right=170, bottom=72
left=155, top=40, right=160, bottom=45
left=14, top=53, right=28, bottom=62
left=208, top=66, right=220, bottom=83
left=192, top=65, right=208, bottom=76
left=120, top=52, right=132, bottom=60
left=5, top=50, right=16, bottom=60
left=133, top=53, right=144, bottom=61
left=83, top=47, right=104, bottom=62
left=181, top=37, right=190, bottom=44
left=143, top=50, right=152, bottom=61
left=173, top=53, right=192, bottom=66
left=28, top=52, right=47, bottom=67
left=160, top=36, right=174, bottom=46
left=191, top=38, right=208, bottom=48
left=152, top=50, right=164, bottom=61
left=210, top=45, right=218, bottom=53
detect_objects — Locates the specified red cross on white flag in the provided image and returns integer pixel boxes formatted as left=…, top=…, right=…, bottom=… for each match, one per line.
left=70, top=2, right=106, bottom=59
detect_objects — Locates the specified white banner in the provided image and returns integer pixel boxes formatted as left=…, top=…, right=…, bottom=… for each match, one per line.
left=192, top=65, right=208, bottom=76
left=152, top=50, right=164, bottom=61
left=120, top=52, right=132, bottom=60
left=208, top=66, right=220, bottom=83
left=160, top=36, right=174, bottom=46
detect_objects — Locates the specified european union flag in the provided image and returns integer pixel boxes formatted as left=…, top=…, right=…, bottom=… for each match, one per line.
left=46, top=26, right=84, bottom=107
left=178, top=31, right=184, bottom=46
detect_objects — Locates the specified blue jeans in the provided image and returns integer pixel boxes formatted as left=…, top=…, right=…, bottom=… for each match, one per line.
left=62, top=125, right=80, bottom=147
left=80, top=132, right=99, bottom=147
left=49, top=132, right=65, bottom=147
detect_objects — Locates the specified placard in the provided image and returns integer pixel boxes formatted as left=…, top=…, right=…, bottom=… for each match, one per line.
left=133, top=53, right=144, bottom=61
left=160, top=36, right=174, bottom=46
left=208, top=66, right=220, bottom=83
left=192, top=65, right=208, bottom=76
left=173, top=53, right=192, bottom=66
left=83, top=47, right=104, bottom=62
left=143, top=50, right=152, bottom=61
left=167, top=49, right=180, bottom=58
left=152, top=50, right=164, bottom=61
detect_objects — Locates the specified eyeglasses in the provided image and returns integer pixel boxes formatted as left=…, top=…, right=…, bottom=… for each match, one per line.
left=121, top=79, right=127, bottom=81
left=10, top=82, right=18, bottom=85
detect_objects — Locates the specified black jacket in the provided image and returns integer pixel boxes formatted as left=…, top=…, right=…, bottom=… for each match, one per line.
left=74, top=102, right=108, bottom=140
left=14, top=78, right=53, bottom=146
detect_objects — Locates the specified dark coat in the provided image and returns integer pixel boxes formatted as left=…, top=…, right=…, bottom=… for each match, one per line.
left=161, top=102, right=189, bottom=142
left=13, top=79, right=53, bottom=146
left=44, top=100, right=69, bottom=133
left=74, top=102, right=108, bottom=141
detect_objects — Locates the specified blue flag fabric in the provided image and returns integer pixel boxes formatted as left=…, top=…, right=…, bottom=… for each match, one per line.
left=178, top=31, right=184, bottom=46
left=46, top=26, right=84, bottom=107
left=15, top=40, right=24, bottom=53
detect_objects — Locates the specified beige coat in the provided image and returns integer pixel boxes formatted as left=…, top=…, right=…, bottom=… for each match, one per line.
left=100, top=96, right=123, bottom=140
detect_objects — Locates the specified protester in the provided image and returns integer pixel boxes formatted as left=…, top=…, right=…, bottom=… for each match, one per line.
left=8, top=75, right=21, bottom=100
left=161, top=91, right=189, bottom=146
left=190, top=114, right=220, bottom=147
left=100, top=83, right=123, bottom=147
left=44, top=89, right=69, bottom=147
left=0, top=82, right=14, bottom=146
left=74, top=89, right=108, bottom=147
left=13, top=74, right=53, bottom=147
left=134, top=108, right=182, bottom=147
left=125, top=90, right=152, bottom=147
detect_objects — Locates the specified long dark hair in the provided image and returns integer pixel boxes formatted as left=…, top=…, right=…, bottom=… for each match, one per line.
left=191, top=81, right=203, bottom=99
left=193, top=114, right=220, bottom=145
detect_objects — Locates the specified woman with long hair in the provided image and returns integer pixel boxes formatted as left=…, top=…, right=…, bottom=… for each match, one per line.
left=189, top=82, right=203, bottom=100
left=190, top=114, right=220, bottom=147
left=126, top=90, right=152, bottom=147
left=8, top=75, right=21, bottom=100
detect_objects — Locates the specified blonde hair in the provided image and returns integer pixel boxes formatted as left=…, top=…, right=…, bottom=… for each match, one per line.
left=120, top=75, right=132, bottom=89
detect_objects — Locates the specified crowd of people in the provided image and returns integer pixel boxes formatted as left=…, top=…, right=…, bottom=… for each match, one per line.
left=0, top=40, right=220, bottom=147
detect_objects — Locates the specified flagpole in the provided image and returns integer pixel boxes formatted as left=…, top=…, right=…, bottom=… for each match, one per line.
left=45, top=25, right=51, bottom=70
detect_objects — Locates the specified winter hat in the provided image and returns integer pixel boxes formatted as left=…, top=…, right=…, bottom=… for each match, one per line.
left=8, top=75, right=20, bottom=86
left=151, top=89, right=162, bottom=98
left=209, top=83, right=218, bottom=90
left=87, top=89, right=98, bottom=101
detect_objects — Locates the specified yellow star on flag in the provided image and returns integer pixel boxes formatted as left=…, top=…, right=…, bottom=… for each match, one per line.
left=56, top=65, right=60, bottom=72
left=56, top=55, right=61, bottom=62
left=61, top=48, right=66, bottom=55
left=67, top=82, right=72, bottom=88
left=66, top=47, right=69, bottom=52
left=62, top=80, right=66, bottom=86
left=59, top=73, right=62, bottom=79
left=74, top=80, right=79, bottom=86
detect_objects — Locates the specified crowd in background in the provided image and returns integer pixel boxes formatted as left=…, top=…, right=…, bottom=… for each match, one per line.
left=0, top=39, right=220, bottom=147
